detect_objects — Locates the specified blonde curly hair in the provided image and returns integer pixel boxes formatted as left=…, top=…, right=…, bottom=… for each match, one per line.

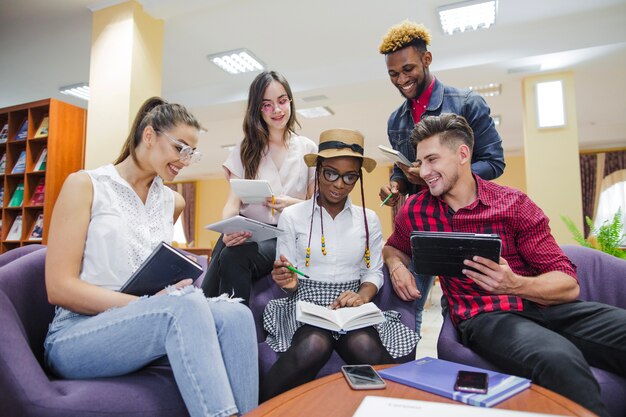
left=379, top=20, right=431, bottom=54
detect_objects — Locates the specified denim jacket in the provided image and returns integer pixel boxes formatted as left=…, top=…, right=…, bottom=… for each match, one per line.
left=387, top=78, right=505, bottom=194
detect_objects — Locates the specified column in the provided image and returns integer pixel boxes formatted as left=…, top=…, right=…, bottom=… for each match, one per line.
left=85, top=0, right=163, bottom=169
left=522, top=71, right=583, bottom=244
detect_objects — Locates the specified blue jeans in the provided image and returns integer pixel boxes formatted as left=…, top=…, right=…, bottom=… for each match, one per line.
left=410, top=266, right=435, bottom=338
left=44, top=288, right=258, bottom=417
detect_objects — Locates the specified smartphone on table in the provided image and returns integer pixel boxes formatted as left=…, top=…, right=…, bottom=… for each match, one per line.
left=454, top=370, right=489, bottom=394
left=341, top=365, right=386, bottom=390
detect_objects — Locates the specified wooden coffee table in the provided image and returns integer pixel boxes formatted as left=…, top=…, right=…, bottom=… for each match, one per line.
left=246, top=366, right=597, bottom=417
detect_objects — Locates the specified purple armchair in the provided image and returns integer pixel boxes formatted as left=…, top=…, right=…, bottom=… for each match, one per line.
left=0, top=246, right=207, bottom=417
left=248, top=266, right=417, bottom=378
left=437, top=245, right=626, bottom=417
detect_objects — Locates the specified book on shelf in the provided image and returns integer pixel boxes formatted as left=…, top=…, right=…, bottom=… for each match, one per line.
left=28, top=213, right=44, bottom=241
left=15, top=119, right=28, bottom=141
left=34, top=116, right=49, bottom=138
left=0, top=219, right=2, bottom=237
left=295, top=300, right=385, bottom=332
left=0, top=152, right=6, bottom=174
left=119, top=241, right=204, bottom=296
left=352, top=396, right=559, bottom=417
left=34, top=148, right=47, bottom=171
left=0, top=185, right=4, bottom=208
left=8, top=183, right=24, bottom=207
left=0, top=123, right=8, bottom=144
left=378, top=357, right=531, bottom=408
left=6, top=215, right=23, bottom=241
left=29, top=177, right=45, bottom=205
left=11, top=150, right=27, bottom=174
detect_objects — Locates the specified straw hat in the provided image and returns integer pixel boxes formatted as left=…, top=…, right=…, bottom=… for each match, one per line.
left=304, top=129, right=377, bottom=173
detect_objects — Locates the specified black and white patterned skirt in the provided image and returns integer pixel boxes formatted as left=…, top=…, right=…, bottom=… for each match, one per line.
left=263, top=278, right=418, bottom=358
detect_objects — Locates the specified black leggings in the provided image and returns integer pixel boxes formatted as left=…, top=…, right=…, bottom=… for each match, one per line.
left=260, top=325, right=394, bottom=402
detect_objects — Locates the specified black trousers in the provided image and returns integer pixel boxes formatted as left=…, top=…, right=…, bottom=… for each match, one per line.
left=457, top=300, right=626, bottom=417
left=200, top=235, right=276, bottom=303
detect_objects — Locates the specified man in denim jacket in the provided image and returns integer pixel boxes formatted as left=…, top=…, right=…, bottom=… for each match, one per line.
left=378, top=20, right=505, bottom=202
left=378, top=21, right=505, bottom=337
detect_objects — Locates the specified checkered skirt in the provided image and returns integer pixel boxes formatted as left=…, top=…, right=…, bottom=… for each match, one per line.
left=263, top=278, right=418, bottom=358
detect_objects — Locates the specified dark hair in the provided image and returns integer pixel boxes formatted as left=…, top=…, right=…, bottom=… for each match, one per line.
left=114, top=97, right=201, bottom=165
left=241, top=71, right=300, bottom=179
left=411, top=113, right=474, bottom=153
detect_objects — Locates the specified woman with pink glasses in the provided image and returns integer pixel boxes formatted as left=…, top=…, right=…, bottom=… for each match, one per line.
left=202, top=71, right=317, bottom=303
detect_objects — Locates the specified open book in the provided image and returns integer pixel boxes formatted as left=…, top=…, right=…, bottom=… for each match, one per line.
left=296, top=300, right=385, bottom=332
left=378, top=145, right=412, bottom=167
left=230, top=179, right=273, bottom=204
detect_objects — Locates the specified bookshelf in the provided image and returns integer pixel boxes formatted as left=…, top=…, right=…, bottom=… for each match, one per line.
left=0, top=98, right=86, bottom=253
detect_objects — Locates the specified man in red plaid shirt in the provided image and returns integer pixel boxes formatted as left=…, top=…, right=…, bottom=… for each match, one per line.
left=383, top=113, right=625, bottom=417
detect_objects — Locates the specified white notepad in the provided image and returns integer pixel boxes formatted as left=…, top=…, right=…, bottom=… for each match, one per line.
left=378, top=145, right=412, bottom=167
left=204, top=215, right=283, bottom=242
left=230, top=179, right=273, bottom=204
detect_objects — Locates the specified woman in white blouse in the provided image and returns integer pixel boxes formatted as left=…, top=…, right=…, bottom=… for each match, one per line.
left=44, top=97, right=258, bottom=417
left=260, top=129, right=417, bottom=401
left=201, top=71, right=317, bottom=303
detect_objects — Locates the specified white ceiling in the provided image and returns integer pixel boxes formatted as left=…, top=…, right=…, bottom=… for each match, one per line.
left=1, top=0, right=625, bottom=180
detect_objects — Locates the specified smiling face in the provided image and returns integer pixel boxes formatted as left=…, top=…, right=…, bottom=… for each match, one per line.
left=415, top=134, right=468, bottom=198
left=260, top=80, right=292, bottom=133
left=317, top=156, right=361, bottom=213
left=149, top=123, right=199, bottom=181
left=385, top=46, right=432, bottom=100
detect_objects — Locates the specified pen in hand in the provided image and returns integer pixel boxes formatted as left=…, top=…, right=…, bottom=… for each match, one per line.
left=271, top=195, right=275, bottom=216
left=380, top=193, right=393, bottom=207
left=286, top=265, right=309, bottom=278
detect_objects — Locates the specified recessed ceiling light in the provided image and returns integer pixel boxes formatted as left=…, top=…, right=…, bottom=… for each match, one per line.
left=296, top=107, right=334, bottom=118
left=59, top=83, right=90, bottom=101
left=437, top=0, right=497, bottom=36
left=468, top=83, right=501, bottom=97
left=207, top=49, right=265, bottom=75
left=492, top=115, right=501, bottom=126
left=221, top=144, right=236, bottom=152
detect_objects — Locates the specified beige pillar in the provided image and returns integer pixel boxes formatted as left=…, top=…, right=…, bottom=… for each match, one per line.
left=85, top=1, right=163, bottom=169
left=522, top=71, right=583, bottom=244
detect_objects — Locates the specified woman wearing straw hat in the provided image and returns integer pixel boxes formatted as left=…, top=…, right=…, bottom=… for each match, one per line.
left=260, top=129, right=417, bottom=401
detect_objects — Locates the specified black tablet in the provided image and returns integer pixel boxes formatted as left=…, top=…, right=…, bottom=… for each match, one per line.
left=410, top=231, right=501, bottom=277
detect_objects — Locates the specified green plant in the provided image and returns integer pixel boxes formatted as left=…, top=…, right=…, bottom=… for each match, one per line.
left=561, top=209, right=626, bottom=259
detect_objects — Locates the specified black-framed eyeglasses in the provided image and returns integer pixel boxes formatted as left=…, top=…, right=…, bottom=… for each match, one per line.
left=260, top=96, right=292, bottom=115
left=321, top=167, right=360, bottom=185
left=158, top=130, right=202, bottom=164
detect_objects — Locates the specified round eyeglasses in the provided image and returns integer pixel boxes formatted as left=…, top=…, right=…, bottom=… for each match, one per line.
left=159, top=130, right=202, bottom=164
left=321, top=167, right=360, bottom=185
left=260, top=96, right=291, bottom=115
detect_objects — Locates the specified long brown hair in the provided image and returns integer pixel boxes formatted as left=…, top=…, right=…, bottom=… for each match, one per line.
left=240, top=71, right=300, bottom=179
left=114, top=97, right=201, bottom=166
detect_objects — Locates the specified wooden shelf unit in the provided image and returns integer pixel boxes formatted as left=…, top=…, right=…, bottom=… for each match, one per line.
left=0, top=98, right=86, bottom=253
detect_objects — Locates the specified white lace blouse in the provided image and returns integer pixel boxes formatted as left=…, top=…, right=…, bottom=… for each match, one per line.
left=79, top=164, right=175, bottom=290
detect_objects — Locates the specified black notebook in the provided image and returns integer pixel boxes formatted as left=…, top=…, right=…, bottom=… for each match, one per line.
left=120, top=241, right=204, bottom=296
left=410, top=231, right=501, bottom=277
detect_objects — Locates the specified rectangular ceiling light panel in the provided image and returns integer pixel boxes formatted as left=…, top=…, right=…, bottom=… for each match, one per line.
left=207, top=49, right=265, bottom=74
left=438, top=0, right=497, bottom=35
left=59, top=83, right=90, bottom=101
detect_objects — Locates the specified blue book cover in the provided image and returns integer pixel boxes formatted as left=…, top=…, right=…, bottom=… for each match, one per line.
left=11, top=150, right=26, bottom=174
left=379, top=356, right=531, bottom=408
left=15, top=119, right=28, bottom=141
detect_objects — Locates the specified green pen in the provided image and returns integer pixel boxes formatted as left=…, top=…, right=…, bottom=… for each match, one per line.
left=286, top=265, right=309, bottom=278
left=380, top=193, right=393, bottom=207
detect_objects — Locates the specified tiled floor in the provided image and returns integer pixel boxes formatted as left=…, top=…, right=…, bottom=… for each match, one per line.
left=415, top=279, right=444, bottom=359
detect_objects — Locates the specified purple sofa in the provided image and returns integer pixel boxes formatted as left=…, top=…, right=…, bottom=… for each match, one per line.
left=437, top=244, right=626, bottom=417
left=0, top=246, right=207, bottom=417
left=247, top=266, right=417, bottom=379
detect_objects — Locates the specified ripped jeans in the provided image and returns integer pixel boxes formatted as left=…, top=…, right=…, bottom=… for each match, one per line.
left=44, top=288, right=258, bottom=417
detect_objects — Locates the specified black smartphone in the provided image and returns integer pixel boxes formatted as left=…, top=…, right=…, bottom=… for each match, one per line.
left=341, top=365, right=386, bottom=390
left=454, top=370, right=489, bottom=394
